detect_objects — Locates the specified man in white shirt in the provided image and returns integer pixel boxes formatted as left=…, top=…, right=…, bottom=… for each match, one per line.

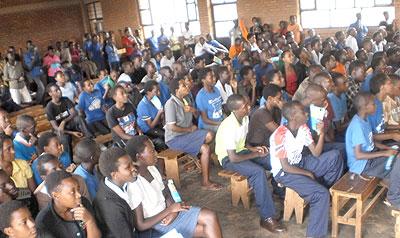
left=117, top=61, right=134, bottom=84
left=215, top=66, right=236, bottom=105
left=194, top=36, right=218, bottom=57
left=160, top=48, right=175, bottom=68
left=345, top=27, right=359, bottom=53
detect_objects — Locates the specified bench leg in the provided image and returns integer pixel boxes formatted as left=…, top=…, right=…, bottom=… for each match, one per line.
left=331, top=193, right=339, bottom=237
left=294, top=202, right=304, bottom=224
left=283, top=189, right=295, bottom=222
left=355, top=199, right=363, bottom=238
left=164, top=159, right=181, bottom=189
left=231, top=178, right=250, bottom=209
left=395, top=214, right=400, bottom=238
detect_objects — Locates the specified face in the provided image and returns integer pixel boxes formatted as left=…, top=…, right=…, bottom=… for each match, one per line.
left=244, top=70, right=255, bottom=82
left=310, top=92, right=327, bottom=108
left=146, top=65, right=156, bottom=75
left=49, top=86, right=62, bottom=101
left=184, top=76, right=194, bottom=89
left=335, top=77, right=349, bottom=93
left=165, top=50, right=172, bottom=58
left=314, top=41, right=322, bottom=52
left=376, top=58, right=387, bottom=72
left=2, top=139, right=14, bottom=162
left=327, top=55, right=337, bottom=69
left=133, top=58, right=142, bottom=68
left=4, top=207, right=37, bottom=238
left=357, top=50, right=368, bottom=62
left=292, top=105, right=308, bottom=125
left=392, top=81, right=400, bottom=97
left=44, top=137, right=63, bottom=158
left=202, top=71, right=216, bottom=87
left=0, top=111, right=10, bottom=132
left=268, top=92, right=283, bottom=108
left=0, top=160, right=12, bottom=177
left=271, top=72, right=285, bottom=88
left=382, top=79, right=393, bottom=96
left=147, top=85, right=160, bottom=99
left=83, top=80, right=94, bottom=93
left=282, top=51, right=294, bottom=64
left=199, top=37, right=205, bottom=45
left=322, top=77, right=334, bottom=93
left=139, top=140, right=158, bottom=166
left=176, top=80, right=190, bottom=97
left=53, top=177, right=81, bottom=209
left=114, top=155, right=138, bottom=183
left=110, top=71, right=118, bottom=81
left=353, top=66, right=366, bottom=82
left=365, top=97, right=376, bottom=114
left=55, top=73, right=66, bottom=84
left=219, top=70, right=230, bottom=83
left=234, top=99, right=251, bottom=118
left=113, top=87, right=128, bottom=104
left=0, top=173, right=18, bottom=202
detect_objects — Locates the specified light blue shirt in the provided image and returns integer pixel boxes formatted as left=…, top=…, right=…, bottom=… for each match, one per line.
left=328, top=92, right=347, bottom=122
left=195, top=87, right=223, bottom=129
left=74, top=165, right=99, bottom=199
left=367, top=98, right=385, bottom=134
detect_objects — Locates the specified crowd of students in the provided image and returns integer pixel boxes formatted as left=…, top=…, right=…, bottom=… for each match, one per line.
left=0, top=11, right=400, bottom=238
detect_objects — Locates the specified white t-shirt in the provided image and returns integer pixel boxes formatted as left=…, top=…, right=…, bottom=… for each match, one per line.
left=345, top=35, right=359, bottom=53
left=215, top=80, right=233, bottom=104
left=160, top=56, right=175, bottom=68
left=59, top=82, right=76, bottom=102
left=127, top=166, right=166, bottom=218
left=269, top=125, right=314, bottom=176
left=118, top=73, right=132, bottom=83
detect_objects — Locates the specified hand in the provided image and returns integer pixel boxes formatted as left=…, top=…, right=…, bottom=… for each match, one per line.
left=189, top=125, right=197, bottom=132
left=250, top=77, right=257, bottom=89
left=167, top=202, right=191, bottom=213
left=383, top=149, right=397, bottom=158
left=71, top=131, right=84, bottom=138
left=184, top=105, right=192, bottom=113
left=230, top=79, right=238, bottom=90
left=161, top=212, right=178, bottom=226
left=316, top=121, right=325, bottom=134
left=3, top=124, right=13, bottom=136
left=58, top=121, right=66, bottom=132
left=157, top=108, right=164, bottom=114
left=30, top=153, right=38, bottom=163
left=250, top=146, right=269, bottom=156
left=393, top=133, right=400, bottom=142
left=71, top=204, right=95, bottom=224
left=28, top=134, right=37, bottom=145
left=66, top=163, right=77, bottom=173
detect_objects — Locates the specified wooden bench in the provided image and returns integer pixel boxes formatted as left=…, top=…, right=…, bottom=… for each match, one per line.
left=330, top=172, right=387, bottom=238
left=218, top=170, right=251, bottom=209
left=157, top=149, right=201, bottom=189
left=283, top=187, right=308, bottom=224
left=392, top=210, right=400, bottom=238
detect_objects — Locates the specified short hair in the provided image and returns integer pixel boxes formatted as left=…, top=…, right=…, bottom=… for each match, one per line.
left=111, top=84, right=125, bottom=97
left=0, top=134, right=12, bottom=159
left=198, top=67, right=212, bottom=81
left=372, top=31, right=382, bottom=39
left=0, top=200, right=27, bottom=231
left=320, top=54, right=333, bottom=68
left=226, top=94, right=245, bottom=111
left=121, top=61, right=132, bottom=71
left=370, top=72, right=390, bottom=95
left=335, top=31, right=344, bottom=39
left=73, top=138, right=100, bottom=164
left=125, top=135, right=150, bottom=162
left=330, top=72, right=345, bottom=85
left=239, top=65, right=253, bottom=78
left=371, top=56, right=384, bottom=70
left=37, top=131, right=58, bottom=154
left=46, top=83, right=59, bottom=94
left=168, top=79, right=181, bottom=95
left=311, top=38, right=320, bottom=48
left=144, top=61, right=155, bottom=70
left=389, top=74, right=400, bottom=81
left=354, top=92, right=374, bottom=112
left=99, top=147, right=128, bottom=178
left=304, top=83, right=327, bottom=99
left=15, top=115, right=35, bottom=132
left=37, top=153, right=59, bottom=176
left=387, top=47, right=400, bottom=58
left=79, top=78, right=91, bottom=89
left=217, top=65, right=229, bottom=75
left=143, top=80, right=159, bottom=94
left=45, top=170, right=73, bottom=195
left=311, top=72, right=331, bottom=85
left=262, top=84, right=281, bottom=99
left=265, top=69, right=280, bottom=83
left=282, top=101, right=303, bottom=120
left=54, top=71, right=64, bottom=79
left=348, top=60, right=366, bottom=75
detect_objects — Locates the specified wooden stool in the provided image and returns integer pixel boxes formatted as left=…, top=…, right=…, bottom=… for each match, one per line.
left=330, top=172, right=387, bottom=238
left=392, top=210, right=400, bottom=238
left=218, top=170, right=251, bottom=209
left=283, top=187, right=308, bottom=224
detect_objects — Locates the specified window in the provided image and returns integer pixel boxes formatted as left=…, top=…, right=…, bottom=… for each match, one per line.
left=211, top=0, right=238, bottom=38
left=138, top=0, right=200, bottom=38
left=86, top=1, right=103, bottom=33
left=300, top=0, right=395, bottom=28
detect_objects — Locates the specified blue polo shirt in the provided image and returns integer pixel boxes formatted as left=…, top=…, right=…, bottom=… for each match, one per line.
left=23, top=51, right=43, bottom=78
left=159, top=81, right=171, bottom=106
left=328, top=92, right=347, bottom=122
left=195, top=87, right=223, bottom=129
left=137, top=96, right=159, bottom=133
left=361, top=73, right=374, bottom=93
left=147, top=37, right=159, bottom=55
left=78, top=89, right=105, bottom=123
left=13, top=137, right=37, bottom=161
left=73, top=164, right=98, bottom=199
left=105, top=44, right=120, bottom=63
left=254, top=63, right=274, bottom=86
left=367, top=97, right=385, bottom=134
left=32, top=152, right=72, bottom=184
left=345, top=114, right=375, bottom=174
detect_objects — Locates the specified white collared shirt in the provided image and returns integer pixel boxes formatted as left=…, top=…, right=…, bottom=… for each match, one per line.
left=104, top=177, right=133, bottom=209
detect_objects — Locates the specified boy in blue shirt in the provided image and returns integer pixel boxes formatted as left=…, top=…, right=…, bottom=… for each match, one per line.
left=195, top=68, right=223, bottom=132
left=345, top=92, right=400, bottom=208
left=13, top=115, right=37, bottom=162
left=328, top=72, right=349, bottom=141
left=78, top=79, right=110, bottom=135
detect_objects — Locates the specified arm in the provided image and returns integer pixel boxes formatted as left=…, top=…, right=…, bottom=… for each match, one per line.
left=145, top=109, right=164, bottom=129
left=373, top=131, right=400, bottom=142
left=199, top=111, right=221, bottom=126
left=354, top=144, right=393, bottom=160
left=279, top=157, right=314, bottom=179
left=307, top=123, right=325, bottom=157
left=166, top=123, right=195, bottom=133
left=226, top=148, right=266, bottom=163
left=112, top=125, right=135, bottom=140
left=27, top=177, right=37, bottom=193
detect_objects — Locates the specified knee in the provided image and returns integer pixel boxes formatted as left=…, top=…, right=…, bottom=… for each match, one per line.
left=199, top=208, right=219, bottom=225
left=312, top=187, right=330, bottom=204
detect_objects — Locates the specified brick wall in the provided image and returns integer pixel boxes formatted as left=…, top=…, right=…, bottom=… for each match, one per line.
left=0, top=0, right=85, bottom=53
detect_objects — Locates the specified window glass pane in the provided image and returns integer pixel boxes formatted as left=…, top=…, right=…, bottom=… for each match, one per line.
left=173, top=0, right=189, bottom=22
left=301, top=10, right=330, bottom=28
left=355, top=0, right=373, bottom=7
left=300, top=0, right=315, bottom=10
left=375, top=0, right=393, bottom=5
left=189, top=21, right=201, bottom=36
left=143, top=26, right=154, bottom=38
left=316, top=0, right=335, bottom=9
left=138, top=0, right=149, bottom=9
left=94, top=2, right=102, bottom=18
left=213, top=4, right=237, bottom=22
left=186, top=0, right=195, bottom=3
left=140, top=10, right=152, bottom=25
left=215, top=21, right=234, bottom=37
left=335, top=0, right=354, bottom=9
left=187, top=3, right=197, bottom=20
left=361, top=6, right=394, bottom=25
left=330, top=8, right=360, bottom=27
left=87, top=5, right=95, bottom=19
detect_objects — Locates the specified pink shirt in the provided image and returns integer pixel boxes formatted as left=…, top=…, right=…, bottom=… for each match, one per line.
left=43, top=54, right=61, bottom=77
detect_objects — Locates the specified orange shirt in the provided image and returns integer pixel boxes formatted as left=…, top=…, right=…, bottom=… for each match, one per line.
left=287, top=23, right=303, bottom=44
left=229, top=45, right=243, bottom=59
left=332, top=63, right=347, bottom=76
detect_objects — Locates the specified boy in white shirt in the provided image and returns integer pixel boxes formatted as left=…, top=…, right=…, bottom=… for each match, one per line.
left=345, top=27, right=359, bottom=53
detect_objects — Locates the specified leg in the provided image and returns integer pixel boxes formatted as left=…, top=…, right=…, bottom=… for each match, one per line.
left=199, top=143, right=211, bottom=186
left=193, top=208, right=222, bottom=238
left=20, top=86, right=32, bottom=104
left=275, top=173, right=330, bottom=237
left=32, top=75, right=45, bottom=104
left=387, top=156, right=400, bottom=208
left=9, top=88, right=21, bottom=105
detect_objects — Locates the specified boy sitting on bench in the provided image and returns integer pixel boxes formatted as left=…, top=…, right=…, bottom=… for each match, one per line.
left=270, top=101, right=344, bottom=237
left=346, top=92, right=400, bottom=208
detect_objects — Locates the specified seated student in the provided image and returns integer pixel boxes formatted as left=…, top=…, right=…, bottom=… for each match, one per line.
left=165, top=79, right=221, bottom=190
left=157, top=67, right=172, bottom=106
left=0, top=200, right=53, bottom=238
left=367, top=73, right=400, bottom=142
left=78, top=79, right=110, bottom=135
left=383, top=74, right=400, bottom=126
left=35, top=171, right=101, bottom=238
left=125, top=136, right=223, bottom=237
left=33, top=153, right=90, bottom=210
left=293, top=64, right=324, bottom=102
left=0, top=135, right=36, bottom=193
left=73, top=138, right=101, bottom=200
left=45, top=83, right=87, bottom=155
left=32, top=132, right=73, bottom=185
left=320, top=54, right=337, bottom=72
left=93, top=147, right=138, bottom=238
left=137, top=81, right=167, bottom=152
left=277, top=50, right=298, bottom=96
left=160, top=48, right=175, bottom=68
left=237, top=66, right=257, bottom=106
left=54, top=71, right=78, bottom=103
left=259, top=69, right=291, bottom=106
left=13, top=115, right=37, bottom=162
left=270, top=101, right=343, bottom=238
left=215, top=65, right=236, bottom=106
left=346, top=92, right=400, bottom=208
left=0, top=110, right=16, bottom=139
left=94, top=69, right=117, bottom=107
left=118, top=61, right=134, bottom=84
left=195, top=68, right=224, bottom=132
left=346, top=60, right=367, bottom=116
left=361, top=55, right=387, bottom=93
left=328, top=72, right=349, bottom=140
left=141, top=62, right=162, bottom=84
left=0, top=169, right=18, bottom=205
left=215, top=94, right=286, bottom=233
left=332, top=49, right=348, bottom=76
left=106, top=85, right=142, bottom=148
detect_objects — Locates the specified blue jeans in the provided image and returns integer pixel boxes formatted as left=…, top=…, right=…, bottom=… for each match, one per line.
left=221, top=150, right=276, bottom=220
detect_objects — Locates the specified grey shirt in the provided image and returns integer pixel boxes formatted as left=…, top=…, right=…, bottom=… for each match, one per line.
left=165, top=95, right=193, bottom=142
left=3, top=61, right=25, bottom=89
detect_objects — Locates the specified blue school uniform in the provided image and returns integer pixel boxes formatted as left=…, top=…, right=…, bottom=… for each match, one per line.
left=78, top=89, right=105, bottom=123
left=89, top=42, right=105, bottom=70
left=345, top=114, right=375, bottom=174
left=254, top=63, right=274, bottom=87
left=73, top=164, right=99, bottom=199
left=327, top=92, right=347, bottom=122
left=195, top=87, right=223, bottom=129
left=137, top=96, right=159, bottom=133
left=367, top=97, right=385, bottom=134
left=361, top=73, right=374, bottom=93
left=32, top=152, right=72, bottom=184
left=13, top=137, right=37, bottom=161
left=159, top=81, right=171, bottom=106
left=105, top=44, right=120, bottom=64
left=94, top=77, right=114, bottom=107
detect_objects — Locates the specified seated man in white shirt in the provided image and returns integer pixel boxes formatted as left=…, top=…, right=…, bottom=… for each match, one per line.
left=215, top=66, right=237, bottom=110
left=117, top=61, right=134, bottom=84
left=194, top=36, right=218, bottom=58
left=160, top=48, right=175, bottom=68
left=345, top=27, right=359, bottom=53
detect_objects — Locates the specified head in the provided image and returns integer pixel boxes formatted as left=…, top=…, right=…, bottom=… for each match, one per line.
left=387, top=47, right=400, bottom=64
left=111, top=85, right=129, bottom=104
left=289, top=15, right=297, bottom=24
left=348, top=27, right=357, bottom=37
left=263, top=84, right=283, bottom=108
left=0, top=110, right=11, bottom=134
left=122, top=61, right=133, bottom=74
left=218, top=66, right=231, bottom=84
left=331, top=72, right=349, bottom=94
left=198, top=68, right=215, bottom=88
left=247, top=33, right=256, bottom=43
left=126, top=135, right=158, bottom=167
left=239, top=65, right=254, bottom=82
left=0, top=135, right=14, bottom=162
left=384, top=11, right=389, bottom=20
left=99, top=147, right=137, bottom=183
left=356, top=49, right=368, bottom=63
left=370, top=72, right=392, bottom=96
left=169, top=78, right=190, bottom=97
left=311, top=39, right=322, bottom=52
left=356, top=13, right=362, bottom=20
left=0, top=170, right=17, bottom=203
left=183, top=46, right=193, bottom=58
left=311, top=72, right=334, bottom=93
left=143, top=80, right=160, bottom=99
left=15, top=115, right=35, bottom=136
left=46, top=83, right=62, bottom=102
left=303, top=84, right=328, bottom=107
left=334, top=49, right=348, bottom=64
left=37, top=153, right=62, bottom=181
left=371, top=56, right=387, bottom=73
left=281, top=50, right=294, bottom=64
left=321, top=54, right=337, bottom=71
left=0, top=201, right=36, bottom=238
left=6, top=53, right=15, bottom=64
left=227, top=94, right=250, bottom=118
left=54, top=71, right=66, bottom=85
left=73, top=138, right=101, bottom=165
left=362, top=39, right=373, bottom=52
left=164, top=48, right=172, bottom=58
left=80, top=79, right=94, bottom=93
left=266, top=69, right=285, bottom=88
left=308, top=64, right=324, bottom=81
left=354, top=92, right=375, bottom=115
left=132, top=55, right=143, bottom=69
left=349, top=60, right=366, bottom=82
left=144, top=62, right=156, bottom=77
left=234, top=37, right=242, bottom=47
left=389, top=74, right=400, bottom=97
left=282, top=101, right=308, bottom=126
left=322, top=40, right=333, bottom=54
left=37, top=132, right=63, bottom=157
left=373, top=31, right=383, bottom=43
left=46, top=171, right=81, bottom=209
left=47, top=46, right=54, bottom=56
left=335, top=31, right=345, bottom=42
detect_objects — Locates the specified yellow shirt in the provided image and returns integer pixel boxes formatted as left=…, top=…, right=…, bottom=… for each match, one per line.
left=11, top=159, right=33, bottom=188
left=215, top=113, right=249, bottom=164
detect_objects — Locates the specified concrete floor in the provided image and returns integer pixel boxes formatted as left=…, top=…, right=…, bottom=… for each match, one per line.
left=179, top=167, right=396, bottom=238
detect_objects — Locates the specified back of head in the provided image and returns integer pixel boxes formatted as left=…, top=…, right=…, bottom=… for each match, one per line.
left=0, top=200, right=26, bottom=231
left=168, top=78, right=181, bottom=96
left=282, top=101, right=303, bottom=120
left=37, top=131, right=57, bottom=154
left=239, top=65, right=253, bottom=78
left=125, top=135, right=149, bottom=162
left=197, top=67, right=212, bottom=81
left=348, top=60, right=365, bottom=75
left=73, top=138, right=100, bottom=164
left=370, top=72, right=389, bottom=95
left=320, top=54, right=332, bottom=68
left=311, top=71, right=331, bottom=85
left=45, top=170, right=72, bottom=195
left=143, top=80, right=159, bottom=94
left=227, top=94, right=245, bottom=111
left=304, top=83, right=327, bottom=100
left=99, top=147, right=127, bottom=178
left=16, top=115, right=35, bottom=132
left=265, top=69, right=280, bottom=83
left=37, top=153, right=58, bottom=177
left=354, top=92, right=374, bottom=112
left=330, top=72, right=345, bottom=85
